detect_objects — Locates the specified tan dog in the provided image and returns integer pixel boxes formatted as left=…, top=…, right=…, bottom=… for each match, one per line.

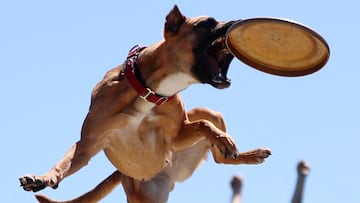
left=19, top=5, right=271, bottom=203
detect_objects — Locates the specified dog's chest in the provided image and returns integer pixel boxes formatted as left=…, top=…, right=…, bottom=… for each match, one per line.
left=103, top=108, right=176, bottom=180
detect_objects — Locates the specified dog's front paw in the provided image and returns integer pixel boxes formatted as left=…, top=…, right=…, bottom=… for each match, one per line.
left=19, top=175, right=57, bottom=192
left=237, top=148, right=272, bottom=164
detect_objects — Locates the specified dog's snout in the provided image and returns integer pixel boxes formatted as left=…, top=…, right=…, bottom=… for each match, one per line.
left=226, top=20, right=238, bottom=26
left=222, top=20, right=242, bottom=30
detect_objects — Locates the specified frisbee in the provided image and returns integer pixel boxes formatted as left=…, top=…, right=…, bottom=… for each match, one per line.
left=225, top=18, right=330, bottom=77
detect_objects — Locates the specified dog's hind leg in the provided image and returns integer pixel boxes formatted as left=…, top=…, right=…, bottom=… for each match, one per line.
left=35, top=170, right=122, bottom=203
left=121, top=172, right=175, bottom=203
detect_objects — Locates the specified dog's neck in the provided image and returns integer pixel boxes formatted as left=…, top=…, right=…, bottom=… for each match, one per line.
left=135, top=42, right=198, bottom=97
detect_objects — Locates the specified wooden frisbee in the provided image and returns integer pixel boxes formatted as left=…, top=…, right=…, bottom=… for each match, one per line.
left=225, top=18, right=330, bottom=76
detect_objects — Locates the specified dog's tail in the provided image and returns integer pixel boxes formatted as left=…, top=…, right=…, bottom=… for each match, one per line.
left=35, top=170, right=122, bottom=203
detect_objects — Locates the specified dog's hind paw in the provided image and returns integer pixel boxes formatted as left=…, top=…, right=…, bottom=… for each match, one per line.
left=19, top=175, right=57, bottom=192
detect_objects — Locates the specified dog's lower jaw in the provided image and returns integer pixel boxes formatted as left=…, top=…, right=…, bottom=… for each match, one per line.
left=211, top=77, right=231, bottom=89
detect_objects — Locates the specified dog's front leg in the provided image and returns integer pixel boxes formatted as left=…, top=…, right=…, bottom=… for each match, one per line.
left=173, top=107, right=271, bottom=165
left=176, top=119, right=239, bottom=159
left=173, top=107, right=238, bottom=159
left=19, top=139, right=99, bottom=192
left=19, top=114, right=107, bottom=193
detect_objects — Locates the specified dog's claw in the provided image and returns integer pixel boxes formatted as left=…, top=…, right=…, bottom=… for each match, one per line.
left=224, top=152, right=228, bottom=159
left=19, top=175, right=47, bottom=192
left=210, top=133, right=239, bottom=160
left=232, top=151, right=239, bottom=159
left=224, top=150, right=239, bottom=160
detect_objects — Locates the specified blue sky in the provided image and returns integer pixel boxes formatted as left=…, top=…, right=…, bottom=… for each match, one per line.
left=1, top=1, right=359, bottom=202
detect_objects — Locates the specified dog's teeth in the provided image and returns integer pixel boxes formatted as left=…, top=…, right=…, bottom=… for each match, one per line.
left=222, top=49, right=229, bottom=54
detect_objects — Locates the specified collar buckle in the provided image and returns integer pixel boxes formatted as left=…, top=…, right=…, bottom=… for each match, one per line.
left=140, top=88, right=170, bottom=105
left=140, top=88, right=155, bottom=101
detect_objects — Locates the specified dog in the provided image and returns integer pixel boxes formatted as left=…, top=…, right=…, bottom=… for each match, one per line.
left=19, top=5, right=271, bottom=203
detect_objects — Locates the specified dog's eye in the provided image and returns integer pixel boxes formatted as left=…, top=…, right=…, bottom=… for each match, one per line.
left=195, top=18, right=217, bottom=29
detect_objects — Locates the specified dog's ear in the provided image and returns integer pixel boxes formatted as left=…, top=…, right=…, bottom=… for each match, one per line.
left=165, top=5, right=186, bottom=34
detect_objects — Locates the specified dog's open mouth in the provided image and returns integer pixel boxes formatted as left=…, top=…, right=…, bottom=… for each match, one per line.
left=206, top=36, right=234, bottom=89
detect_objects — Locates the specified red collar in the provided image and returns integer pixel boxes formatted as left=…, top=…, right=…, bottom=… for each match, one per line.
left=122, top=45, right=175, bottom=105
